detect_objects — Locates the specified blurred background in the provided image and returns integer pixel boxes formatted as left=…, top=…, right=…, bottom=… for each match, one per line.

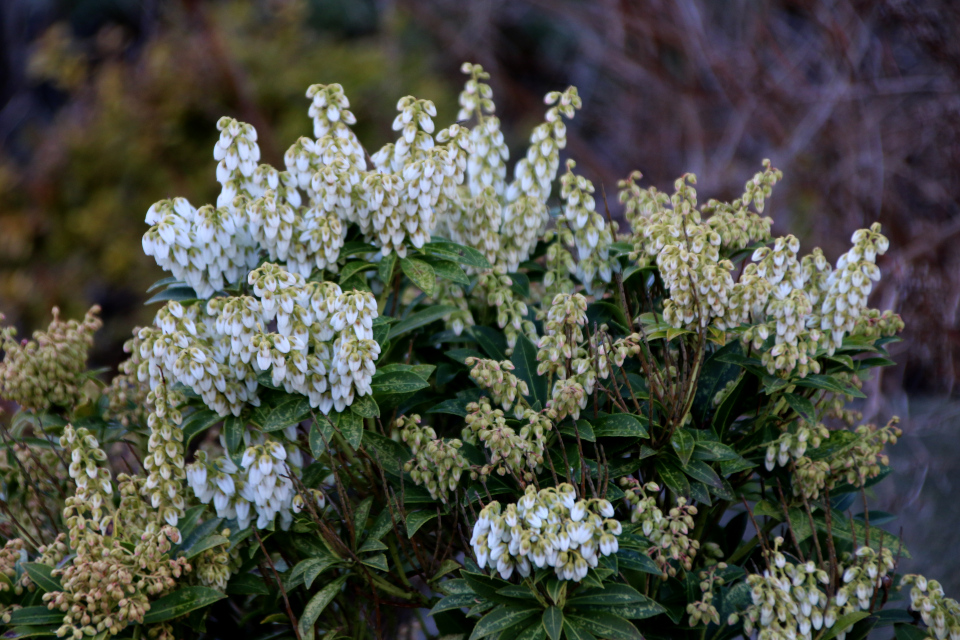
left=1, top=0, right=958, bottom=590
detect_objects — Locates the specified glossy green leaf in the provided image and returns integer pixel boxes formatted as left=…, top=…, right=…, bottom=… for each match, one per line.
left=431, top=259, right=471, bottom=285
left=351, top=394, right=380, bottom=418
left=543, top=607, right=563, bottom=640
left=223, top=415, right=245, bottom=458
left=362, top=431, right=409, bottom=475
left=681, top=460, right=726, bottom=494
left=379, top=252, right=397, bottom=282
left=671, top=429, right=695, bottom=465
left=563, top=612, right=642, bottom=640
left=400, top=257, right=436, bottom=295
left=340, top=260, right=376, bottom=283
left=430, top=593, right=481, bottom=614
left=469, top=606, right=541, bottom=639
left=372, top=371, right=430, bottom=396
left=7, top=607, right=63, bottom=626
left=471, top=326, right=509, bottom=362
left=142, top=586, right=226, bottom=623
left=361, top=553, right=389, bottom=572
left=422, top=241, right=491, bottom=269
left=784, top=393, right=817, bottom=423
left=820, top=612, right=872, bottom=640
left=180, top=409, right=223, bottom=447
left=389, top=305, right=457, bottom=340
left=260, top=395, right=312, bottom=432
left=562, top=619, right=597, bottom=640
left=298, top=575, right=347, bottom=638
left=406, top=510, right=438, bottom=538
left=339, top=409, right=363, bottom=449
left=183, top=534, right=229, bottom=560
left=310, top=418, right=336, bottom=458
left=656, top=458, right=690, bottom=500
left=592, top=414, right=648, bottom=438
left=615, top=549, right=662, bottom=575
left=511, top=333, right=548, bottom=410
left=794, top=373, right=867, bottom=398
left=23, top=563, right=61, bottom=593
left=145, top=286, right=198, bottom=305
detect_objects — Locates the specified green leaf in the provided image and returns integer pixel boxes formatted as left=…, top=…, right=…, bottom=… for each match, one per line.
left=895, top=624, right=930, bottom=640
left=471, top=327, right=509, bottom=362
left=260, top=395, right=312, bottom=432
left=671, top=429, right=695, bottom=465
left=147, top=276, right=182, bottom=293
left=586, top=301, right=630, bottom=333
left=7, top=607, right=63, bottom=626
left=615, top=549, right=662, bottom=575
left=794, top=373, right=867, bottom=398
left=517, top=621, right=548, bottom=640
left=713, top=373, right=748, bottom=435
left=693, top=341, right=744, bottom=424
left=469, top=606, right=541, bottom=639
left=680, top=460, right=727, bottom=495
left=784, top=393, right=817, bottom=423
left=353, top=496, right=374, bottom=546
left=145, top=286, right=198, bottom=305
left=692, top=440, right=741, bottom=462
left=339, top=409, right=364, bottom=449
left=340, top=260, right=377, bottom=282
left=141, top=586, right=226, bottom=624
left=563, top=612, right=642, bottom=640
left=389, top=305, right=457, bottom=340
left=430, top=593, right=481, bottom=615
left=406, top=511, right=438, bottom=538
left=361, top=553, right=389, bottom=572
left=592, top=414, right=648, bottom=438
left=820, top=612, right=872, bottom=640
left=426, top=399, right=470, bottom=417
left=223, top=415, right=245, bottom=458
left=562, top=619, right=597, bottom=640
left=400, top=257, right=436, bottom=295
left=432, top=558, right=462, bottom=582
left=362, top=431, right=409, bottom=475
left=310, top=418, right=336, bottom=458
left=298, top=575, right=347, bottom=638
left=567, top=584, right=653, bottom=607
left=180, top=409, right=223, bottom=447
left=511, top=333, right=548, bottom=410
left=226, top=572, right=271, bottom=595
left=351, top=395, right=380, bottom=418
left=507, top=272, right=530, bottom=298
left=183, top=534, right=229, bottom=560
left=560, top=420, right=596, bottom=443
left=431, top=259, right=471, bottom=286
left=422, top=241, right=491, bottom=269
left=1, top=626, right=60, bottom=639
left=23, top=564, right=61, bottom=593
left=340, top=240, right=378, bottom=257
left=371, top=371, right=430, bottom=395
left=656, top=458, right=690, bottom=500
left=379, top=252, right=397, bottom=283
left=543, top=607, right=563, bottom=640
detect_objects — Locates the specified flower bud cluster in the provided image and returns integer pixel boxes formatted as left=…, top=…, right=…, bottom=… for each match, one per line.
left=462, top=399, right=545, bottom=481
left=742, top=537, right=833, bottom=640
left=436, top=280, right=474, bottom=336
left=105, top=331, right=150, bottom=427
left=186, top=425, right=304, bottom=531
left=688, top=564, right=729, bottom=627
left=471, top=484, right=621, bottom=582
left=465, top=357, right=529, bottom=416
left=143, top=381, right=187, bottom=528
left=621, top=479, right=700, bottom=577
left=458, top=63, right=508, bottom=198
left=0, top=306, right=101, bottom=412
left=902, top=574, right=960, bottom=640
left=0, top=538, right=26, bottom=600
left=60, top=425, right=113, bottom=554
left=304, top=83, right=365, bottom=170
left=195, top=531, right=232, bottom=591
left=765, top=422, right=830, bottom=472
left=537, top=293, right=588, bottom=378
left=397, top=414, right=468, bottom=503
left=500, top=87, right=582, bottom=271
left=474, top=269, right=535, bottom=350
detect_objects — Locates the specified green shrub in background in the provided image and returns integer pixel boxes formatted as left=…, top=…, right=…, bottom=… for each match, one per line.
left=0, top=0, right=454, bottom=351
left=0, top=62, right=953, bottom=640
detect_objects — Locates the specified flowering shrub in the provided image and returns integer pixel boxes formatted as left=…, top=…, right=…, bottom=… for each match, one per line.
left=0, top=62, right=951, bottom=640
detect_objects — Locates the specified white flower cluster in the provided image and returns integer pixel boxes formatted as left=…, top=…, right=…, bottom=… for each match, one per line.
left=59, top=425, right=113, bottom=554
left=742, top=540, right=895, bottom=640
left=186, top=426, right=304, bottom=530
left=500, top=87, right=582, bottom=271
left=559, top=161, right=617, bottom=294
left=470, top=484, right=622, bottom=582
left=902, top=574, right=960, bottom=640
left=142, top=117, right=265, bottom=298
left=139, top=261, right=379, bottom=418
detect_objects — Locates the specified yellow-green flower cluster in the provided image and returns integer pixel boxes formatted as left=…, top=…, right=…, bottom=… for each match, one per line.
left=398, top=414, right=468, bottom=503
left=0, top=306, right=101, bottom=413
left=473, top=270, right=535, bottom=350
left=902, top=574, right=960, bottom=640
left=622, top=479, right=700, bottom=577
left=464, top=357, right=529, bottom=417
left=143, top=381, right=187, bottom=528
left=462, top=399, right=546, bottom=481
